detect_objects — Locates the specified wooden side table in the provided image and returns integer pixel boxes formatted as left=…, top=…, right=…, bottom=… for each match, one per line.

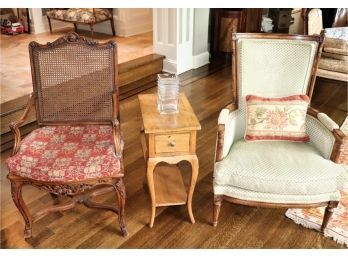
left=138, top=93, right=201, bottom=227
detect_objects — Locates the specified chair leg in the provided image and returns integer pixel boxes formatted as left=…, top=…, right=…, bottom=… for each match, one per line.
left=213, top=194, right=223, bottom=227
left=73, top=23, right=77, bottom=32
left=50, top=192, right=58, bottom=199
left=110, top=18, right=116, bottom=36
left=9, top=178, right=33, bottom=239
left=320, top=201, right=339, bottom=232
left=90, top=24, right=94, bottom=38
left=113, top=178, right=128, bottom=237
left=47, top=16, right=52, bottom=33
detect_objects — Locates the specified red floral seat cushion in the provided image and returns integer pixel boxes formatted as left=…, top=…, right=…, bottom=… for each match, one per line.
left=6, top=125, right=121, bottom=182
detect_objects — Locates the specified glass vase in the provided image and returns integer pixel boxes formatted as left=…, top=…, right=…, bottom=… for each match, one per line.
left=157, top=73, right=179, bottom=114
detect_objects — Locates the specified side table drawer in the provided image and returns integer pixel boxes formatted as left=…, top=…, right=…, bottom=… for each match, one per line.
left=155, top=133, right=190, bottom=154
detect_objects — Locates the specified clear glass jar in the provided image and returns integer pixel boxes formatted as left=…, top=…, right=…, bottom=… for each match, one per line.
left=157, top=73, right=180, bottom=114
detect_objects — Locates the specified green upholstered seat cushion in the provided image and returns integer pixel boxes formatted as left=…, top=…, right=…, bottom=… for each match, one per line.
left=214, top=139, right=348, bottom=195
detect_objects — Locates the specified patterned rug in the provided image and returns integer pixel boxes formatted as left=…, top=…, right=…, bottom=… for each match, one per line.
left=285, top=188, right=348, bottom=247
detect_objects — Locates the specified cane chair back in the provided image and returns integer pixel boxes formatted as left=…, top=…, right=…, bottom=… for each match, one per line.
left=230, top=33, right=323, bottom=140
left=29, top=32, right=118, bottom=125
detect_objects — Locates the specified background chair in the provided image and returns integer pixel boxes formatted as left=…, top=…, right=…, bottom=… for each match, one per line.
left=304, top=8, right=348, bottom=82
left=6, top=32, right=127, bottom=239
left=46, top=8, right=115, bottom=37
left=213, top=33, right=348, bottom=231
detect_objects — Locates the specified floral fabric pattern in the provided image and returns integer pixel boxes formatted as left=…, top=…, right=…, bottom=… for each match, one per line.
left=46, top=8, right=112, bottom=23
left=245, top=94, right=310, bottom=142
left=286, top=187, right=348, bottom=247
left=6, top=125, right=121, bottom=182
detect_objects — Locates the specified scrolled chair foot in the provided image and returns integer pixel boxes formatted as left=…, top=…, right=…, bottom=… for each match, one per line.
left=50, top=192, right=59, bottom=200
left=121, top=226, right=129, bottom=237
left=24, top=225, right=33, bottom=239
left=113, top=178, right=128, bottom=237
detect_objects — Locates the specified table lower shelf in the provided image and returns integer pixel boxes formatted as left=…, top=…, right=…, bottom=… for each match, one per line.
left=154, top=164, right=187, bottom=207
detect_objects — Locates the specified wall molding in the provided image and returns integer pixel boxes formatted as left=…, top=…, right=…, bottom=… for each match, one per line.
left=192, top=51, right=210, bottom=69
left=162, top=58, right=177, bottom=74
left=153, top=8, right=210, bottom=75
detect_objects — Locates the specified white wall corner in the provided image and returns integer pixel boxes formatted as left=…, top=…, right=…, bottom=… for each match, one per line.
left=114, top=8, right=153, bottom=37
left=162, top=58, right=177, bottom=74
left=30, top=8, right=73, bottom=34
left=192, top=51, right=210, bottom=69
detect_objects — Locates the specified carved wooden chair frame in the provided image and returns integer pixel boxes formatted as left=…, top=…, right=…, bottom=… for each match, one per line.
left=213, top=33, right=346, bottom=232
left=7, top=32, right=128, bottom=239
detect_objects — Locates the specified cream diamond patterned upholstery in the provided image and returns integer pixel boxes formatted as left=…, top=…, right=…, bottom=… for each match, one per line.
left=213, top=185, right=341, bottom=204
left=306, top=115, right=336, bottom=159
left=218, top=39, right=319, bottom=159
left=237, top=39, right=317, bottom=102
left=214, top=140, right=348, bottom=197
left=218, top=111, right=338, bottom=160
left=217, top=109, right=244, bottom=158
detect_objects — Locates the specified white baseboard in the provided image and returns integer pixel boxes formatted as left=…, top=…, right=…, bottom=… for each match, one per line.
left=192, top=51, right=210, bottom=69
left=162, top=58, right=177, bottom=74
left=163, top=52, right=210, bottom=74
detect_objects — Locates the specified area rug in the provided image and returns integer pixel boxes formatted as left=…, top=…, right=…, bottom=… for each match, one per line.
left=285, top=188, right=348, bottom=247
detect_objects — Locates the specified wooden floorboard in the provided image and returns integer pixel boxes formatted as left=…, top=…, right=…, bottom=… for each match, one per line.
left=0, top=63, right=345, bottom=249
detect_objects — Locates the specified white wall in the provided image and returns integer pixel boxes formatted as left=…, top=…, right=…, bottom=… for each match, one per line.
left=78, top=8, right=153, bottom=36
left=153, top=8, right=194, bottom=74
left=30, top=8, right=73, bottom=34
left=153, top=8, right=177, bottom=73
left=192, top=8, right=210, bottom=69
left=115, top=8, right=153, bottom=37
left=153, top=8, right=210, bottom=75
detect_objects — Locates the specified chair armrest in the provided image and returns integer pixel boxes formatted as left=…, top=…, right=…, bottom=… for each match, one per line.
left=112, top=118, right=124, bottom=158
left=9, top=93, right=36, bottom=156
left=306, top=107, right=346, bottom=162
left=215, top=104, right=242, bottom=162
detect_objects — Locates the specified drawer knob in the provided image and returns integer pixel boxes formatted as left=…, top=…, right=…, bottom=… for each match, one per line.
left=168, top=140, right=176, bottom=147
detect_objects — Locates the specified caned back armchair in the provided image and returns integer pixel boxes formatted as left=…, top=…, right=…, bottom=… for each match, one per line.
left=6, top=32, right=127, bottom=239
left=213, top=33, right=348, bottom=231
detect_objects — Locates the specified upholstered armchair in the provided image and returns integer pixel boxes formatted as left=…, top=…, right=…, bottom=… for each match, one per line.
left=6, top=32, right=127, bottom=239
left=213, top=33, right=348, bottom=232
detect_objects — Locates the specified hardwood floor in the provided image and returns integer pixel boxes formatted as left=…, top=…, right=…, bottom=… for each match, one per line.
left=312, top=77, right=347, bottom=126
left=0, top=63, right=345, bottom=249
left=0, top=28, right=153, bottom=104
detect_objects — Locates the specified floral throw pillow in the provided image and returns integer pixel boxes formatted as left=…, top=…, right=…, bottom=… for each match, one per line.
left=245, top=94, right=310, bottom=142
